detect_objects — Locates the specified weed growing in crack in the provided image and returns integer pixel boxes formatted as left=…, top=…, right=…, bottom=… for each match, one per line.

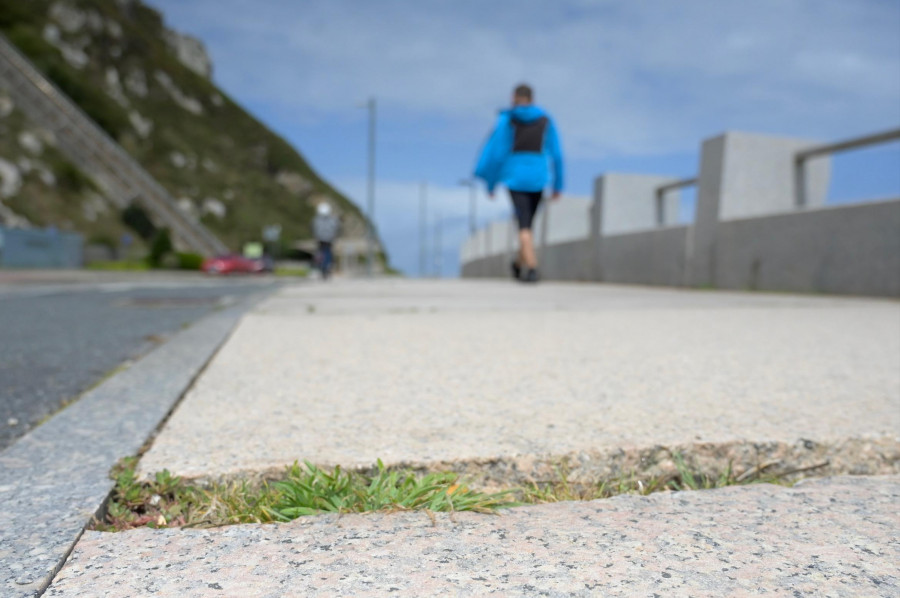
left=267, top=460, right=516, bottom=520
left=95, top=453, right=808, bottom=532
left=93, top=458, right=516, bottom=532
left=95, top=457, right=282, bottom=531
left=521, top=453, right=791, bottom=504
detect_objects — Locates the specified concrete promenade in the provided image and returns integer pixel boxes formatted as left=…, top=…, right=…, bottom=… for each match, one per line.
left=137, top=279, right=899, bottom=484
left=37, top=280, right=900, bottom=595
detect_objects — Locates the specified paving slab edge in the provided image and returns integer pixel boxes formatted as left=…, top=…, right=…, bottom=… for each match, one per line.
left=0, top=286, right=278, bottom=598
left=164, top=435, right=900, bottom=492
left=46, top=475, right=900, bottom=598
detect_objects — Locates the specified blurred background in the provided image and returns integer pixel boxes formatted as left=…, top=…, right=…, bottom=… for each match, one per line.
left=152, top=0, right=900, bottom=277
left=0, top=0, right=897, bottom=277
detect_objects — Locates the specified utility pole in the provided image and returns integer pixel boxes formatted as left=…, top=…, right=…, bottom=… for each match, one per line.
left=459, top=179, right=477, bottom=233
left=433, top=212, right=442, bottom=278
left=365, top=97, right=376, bottom=276
left=419, top=181, right=427, bottom=278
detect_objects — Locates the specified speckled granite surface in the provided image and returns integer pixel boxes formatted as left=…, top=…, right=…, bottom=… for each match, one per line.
left=47, top=476, right=900, bottom=597
left=136, top=280, right=900, bottom=483
left=0, top=295, right=268, bottom=598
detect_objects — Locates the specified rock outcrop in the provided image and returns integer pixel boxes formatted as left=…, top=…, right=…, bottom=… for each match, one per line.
left=0, top=0, right=375, bottom=256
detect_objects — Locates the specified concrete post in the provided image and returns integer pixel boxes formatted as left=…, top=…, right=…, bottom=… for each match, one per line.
left=590, top=177, right=604, bottom=280
left=687, top=131, right=832, bottom=287
left=687, top=135, right=727, bottom=288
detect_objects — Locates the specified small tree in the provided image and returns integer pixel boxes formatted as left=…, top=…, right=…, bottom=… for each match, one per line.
left=146, top=228, right=172, bottom=268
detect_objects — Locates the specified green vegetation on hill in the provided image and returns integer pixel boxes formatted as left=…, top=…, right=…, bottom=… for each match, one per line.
left=0, top=0, right=377, bottom=255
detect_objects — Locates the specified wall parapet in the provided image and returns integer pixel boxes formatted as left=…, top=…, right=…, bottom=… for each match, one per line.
left=460, top=129, right=900, bottom=297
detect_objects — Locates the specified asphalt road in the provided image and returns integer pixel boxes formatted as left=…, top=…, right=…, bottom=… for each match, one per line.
left=0, top=274, right=278, bottom=450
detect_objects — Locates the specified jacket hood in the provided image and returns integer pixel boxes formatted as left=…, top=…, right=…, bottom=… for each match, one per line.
left=504, top=104, right=547, bottom=122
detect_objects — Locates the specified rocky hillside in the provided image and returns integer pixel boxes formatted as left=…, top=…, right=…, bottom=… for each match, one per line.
left=0, top=0, right=373, bottom=255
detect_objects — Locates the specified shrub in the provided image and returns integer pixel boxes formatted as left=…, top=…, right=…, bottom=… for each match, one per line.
left=53, top=160, right=94, bottom=193
left=146, top=228, right=172, bottom=268
left=88, top=233, right=117, bottom=250
left=0, top=2, right=39, bottom=30
left=121, top=205, right=157, bottom=240
left=176, top=252, right=203, bottom=270
left=4, top=24, right=55, bottom=61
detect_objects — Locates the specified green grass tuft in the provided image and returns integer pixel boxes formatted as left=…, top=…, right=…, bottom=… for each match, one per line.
left=267, top=460, right=515, bottom=520
left=94, top=454, right=802, bottom=533
left=94, top=458, right=516, bottom=532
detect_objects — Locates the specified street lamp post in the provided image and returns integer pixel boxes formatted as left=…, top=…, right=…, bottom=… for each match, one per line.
left=433, top=211, right=442, bottom=278
left=419, top=181, right=427, bottom=278
left=365, top=97, right=376, bottom=277
left=459, top=178, right=477, bottom=234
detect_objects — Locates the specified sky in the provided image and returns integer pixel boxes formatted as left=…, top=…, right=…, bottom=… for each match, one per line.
left=147, top=0, right=900, bottom=277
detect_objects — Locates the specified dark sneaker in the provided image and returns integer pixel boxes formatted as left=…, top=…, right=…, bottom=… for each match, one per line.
left=522, top=268, right=540, bottom=283
left=510, top=261, right=521, bottom=280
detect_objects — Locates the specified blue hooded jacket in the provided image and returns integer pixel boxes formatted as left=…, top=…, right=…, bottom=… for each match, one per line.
left=474, top=104, right=564, bottom=194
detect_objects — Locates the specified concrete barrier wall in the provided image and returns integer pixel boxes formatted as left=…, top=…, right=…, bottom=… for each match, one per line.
left=712, top=199, right=900, bottom=296
left=540, top=239, right=593, bottom=281
left=598, top=226, right=689, bottom=287
left=461, top=129, right=898, bottom=296
left=462, top=198, right=900, bottom=296
left=544, top=196, right=591, bottom=244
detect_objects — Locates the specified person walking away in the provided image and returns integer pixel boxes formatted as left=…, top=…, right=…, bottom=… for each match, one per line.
left=313, top=202, right=340, bottom=280
left=474, top=84, right=564, bottom=283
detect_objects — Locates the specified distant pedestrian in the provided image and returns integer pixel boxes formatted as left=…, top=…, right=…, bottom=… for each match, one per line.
left=474, top=83, right=564, bottom=283
left=313, top=202, right=340, bottom=280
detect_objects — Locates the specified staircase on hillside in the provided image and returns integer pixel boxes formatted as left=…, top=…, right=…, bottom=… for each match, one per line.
left=0, top=33, right=228, bottom=256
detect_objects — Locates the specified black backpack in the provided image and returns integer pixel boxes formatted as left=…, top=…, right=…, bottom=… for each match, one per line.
left=510, top=116, right=548, bottom=153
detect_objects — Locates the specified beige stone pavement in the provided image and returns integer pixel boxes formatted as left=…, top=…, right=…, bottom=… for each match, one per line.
left=137, top=279, right=900, bottom=483
left=47, top=280, right=900, bottom=596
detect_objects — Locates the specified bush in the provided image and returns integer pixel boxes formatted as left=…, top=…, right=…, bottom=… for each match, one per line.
left=146, top=228, right=172, bottom=268
left=88, top=233, right=117, bottom=250
left=176, top=252, right=203, bottom=270
left=0, top=2, right=40, bottom=30
left=54, top=160, right=94, bottom=193
left=4, top=24, right=55, bottom=61
left=122, top=205, right=157, bottom=240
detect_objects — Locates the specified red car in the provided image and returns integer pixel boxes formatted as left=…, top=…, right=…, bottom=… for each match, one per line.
left=202, top=254, right=270, bottom=274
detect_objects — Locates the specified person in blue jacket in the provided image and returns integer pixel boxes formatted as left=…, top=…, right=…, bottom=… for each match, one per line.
left=474, top=83, right=564, bottom=283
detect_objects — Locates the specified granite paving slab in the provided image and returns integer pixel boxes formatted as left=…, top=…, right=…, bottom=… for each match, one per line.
left=0, top=290, right=272, bottom=598
left=47, top=476, right=900, bottom=597
left=136, top=280, right=900, bottom=484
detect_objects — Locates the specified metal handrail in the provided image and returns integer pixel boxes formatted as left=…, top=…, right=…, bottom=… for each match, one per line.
left=654, top=177, right=697, bottom=226
left=0, top=33, right=227, bottom=255
left=795, top=127, right=900, bottom=208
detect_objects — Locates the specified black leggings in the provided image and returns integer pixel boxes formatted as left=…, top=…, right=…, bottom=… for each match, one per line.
left=510, top=190, right=543, bottom=231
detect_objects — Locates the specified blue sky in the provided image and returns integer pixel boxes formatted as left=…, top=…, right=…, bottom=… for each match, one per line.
left=147, top=0, right=900, bottom=276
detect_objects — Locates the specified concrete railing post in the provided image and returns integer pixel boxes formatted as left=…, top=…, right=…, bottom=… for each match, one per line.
left=687, top=131, right=832, bottom=288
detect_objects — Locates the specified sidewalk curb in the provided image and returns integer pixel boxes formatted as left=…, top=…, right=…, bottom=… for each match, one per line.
left=0, top=288, right=275, bottom=598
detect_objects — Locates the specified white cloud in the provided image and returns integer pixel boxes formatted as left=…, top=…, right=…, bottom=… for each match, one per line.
left=152, top=0, right=900, bottom=158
